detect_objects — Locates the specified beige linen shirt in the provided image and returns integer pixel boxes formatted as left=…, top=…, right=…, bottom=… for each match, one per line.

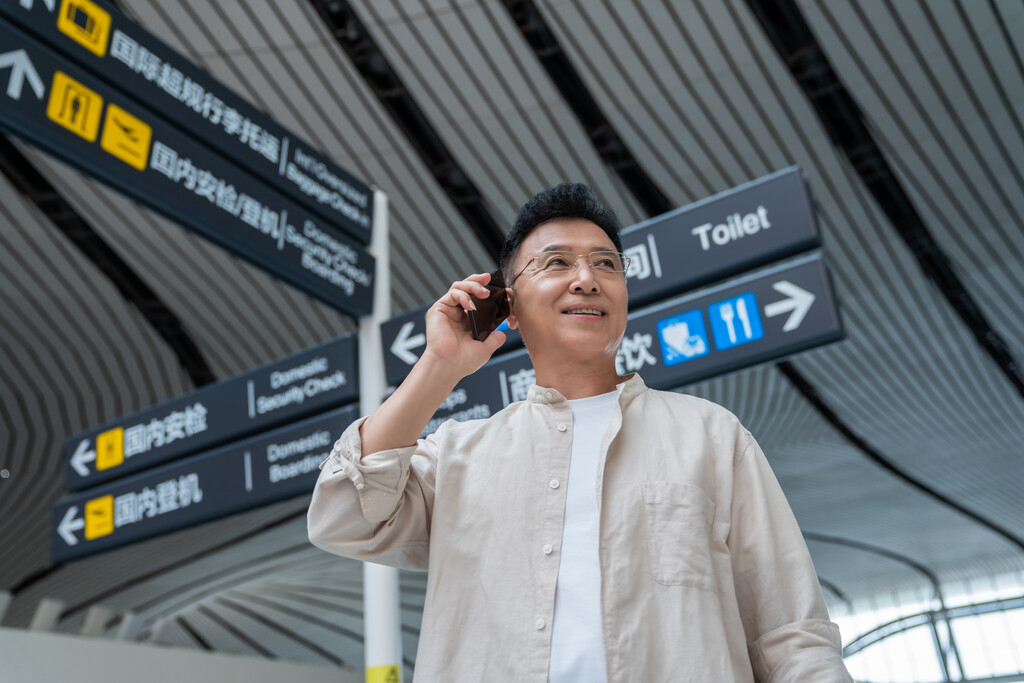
left=308, top=373, right=852, bottom=682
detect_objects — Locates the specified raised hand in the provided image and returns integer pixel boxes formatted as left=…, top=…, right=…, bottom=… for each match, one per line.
left=421, top=272, right=508, bottom=380
left=358, top=272, right=508, bottom=454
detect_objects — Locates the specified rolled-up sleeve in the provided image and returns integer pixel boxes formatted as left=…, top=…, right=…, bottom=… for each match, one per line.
left=729, top=431, right=853, bottom=682
left=307, top=416, right=436, bottom=570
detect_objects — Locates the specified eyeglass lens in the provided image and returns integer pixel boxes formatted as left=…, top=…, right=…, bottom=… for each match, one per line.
left=536, top=251, right=627, bottom=273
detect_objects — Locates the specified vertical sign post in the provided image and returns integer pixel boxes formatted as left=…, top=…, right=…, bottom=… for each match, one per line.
left=358, top=190, right=403, bottom=682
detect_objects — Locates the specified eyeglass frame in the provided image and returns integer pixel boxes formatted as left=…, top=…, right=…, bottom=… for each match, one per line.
left=510, top=249, right=632, bottom=287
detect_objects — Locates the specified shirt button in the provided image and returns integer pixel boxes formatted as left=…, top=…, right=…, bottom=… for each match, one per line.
left=355, top=483, right=366, bottom=491
left=535, top=617, right=546, bottom=630
left=542, top=543, right=553, bottom=555
left=546, top=391, right=553, bottom=400
left=557, top=423, right=567, bottom=432
left=549, top=479, right=559, bottom=489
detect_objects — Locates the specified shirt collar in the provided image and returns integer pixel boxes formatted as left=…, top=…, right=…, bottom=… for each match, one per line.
left=526, top=372, right=648, bottom=405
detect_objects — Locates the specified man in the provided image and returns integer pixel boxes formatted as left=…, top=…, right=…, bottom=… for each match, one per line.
left=308, top=183, right=852, bottom=681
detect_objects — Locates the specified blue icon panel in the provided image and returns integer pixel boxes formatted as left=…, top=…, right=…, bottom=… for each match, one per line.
left=708, top=292, right=763, bottom=351
left=657, top=309, right=710, bottom=366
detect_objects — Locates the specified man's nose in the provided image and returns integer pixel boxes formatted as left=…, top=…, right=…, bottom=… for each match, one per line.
left=571, top=257, right=600, bottom=292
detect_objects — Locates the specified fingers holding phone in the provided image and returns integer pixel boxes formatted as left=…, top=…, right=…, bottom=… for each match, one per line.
left=424, top=271, right=508, bottom=376
left=467, top=269, right=510, bottom=341
left=435, top=272, right=489, bottom=320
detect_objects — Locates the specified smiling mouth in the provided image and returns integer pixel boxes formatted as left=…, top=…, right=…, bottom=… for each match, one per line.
left=564, top=308, right=605, bottom=316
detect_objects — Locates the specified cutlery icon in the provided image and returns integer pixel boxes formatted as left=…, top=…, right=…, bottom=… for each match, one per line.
left=736, top=297, right=752, bottom=339
left=721, top=302, right=737, bottom=344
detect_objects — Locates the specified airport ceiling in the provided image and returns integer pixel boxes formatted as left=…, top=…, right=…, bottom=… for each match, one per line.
left=2, top=0, right=1024, bottom=672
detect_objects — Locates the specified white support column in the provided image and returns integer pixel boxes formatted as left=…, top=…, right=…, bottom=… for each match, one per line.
left=80, top=604, right=112, bottom=637
left=115, top=611, right=142, bottom=641
left=28, top=597, right=63, bottom=632
left=358, top=189, right=403, bottom=683
left=145, top=617, right=170, bottom=644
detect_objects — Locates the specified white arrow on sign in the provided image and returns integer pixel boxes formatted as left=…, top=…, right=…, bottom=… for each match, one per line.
left=70, top=439, right=96, bottom=477
left=58, top=506, right=84, bottom=546
left=0, top=49, right=44, bottom=101
left=764, top=280, right=815, bottom=332
left=19, top=0, right=57, bottom=11
left=390, top=321, right=425, bottom=365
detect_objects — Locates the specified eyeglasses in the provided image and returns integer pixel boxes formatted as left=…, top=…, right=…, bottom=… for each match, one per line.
left=512, top=250, right=631, bottom=285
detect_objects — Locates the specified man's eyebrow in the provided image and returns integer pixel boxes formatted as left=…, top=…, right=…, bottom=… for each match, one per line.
left=538, top=243, right=616, bottom=252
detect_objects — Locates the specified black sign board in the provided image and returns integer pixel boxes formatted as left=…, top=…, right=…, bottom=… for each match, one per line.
left=0, top=0, right=373, bottom=243
left=63, top=335, right=357, bottom=491
left=620, top=166, right=820, bottom=306
left=0, top=17, right=374, bottom=316
left=52, top=405, right=358, bottom=562
left=425, top=254, right=842, bottom=432
left=379, top=167, right=821, bottom=385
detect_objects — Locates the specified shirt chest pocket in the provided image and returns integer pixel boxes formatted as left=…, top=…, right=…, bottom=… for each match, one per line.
left=641, top=481, right=716, bottom=591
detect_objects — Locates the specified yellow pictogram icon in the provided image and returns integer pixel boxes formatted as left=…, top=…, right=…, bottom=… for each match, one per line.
left=57, top=0, right=111, bottom=57
left=95, top=427, right=124, bottom=471
left=84, top=495, right=114, bottom=540
left=101, top=104, right=151, bottom=170
left=47, top=71, right=102, bottom=142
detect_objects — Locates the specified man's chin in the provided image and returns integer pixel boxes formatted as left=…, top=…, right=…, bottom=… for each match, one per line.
left=540, top=338, right=620, bottom=362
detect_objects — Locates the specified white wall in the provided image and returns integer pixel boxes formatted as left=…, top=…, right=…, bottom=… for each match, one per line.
left=0, top=627, right=360, bottom=683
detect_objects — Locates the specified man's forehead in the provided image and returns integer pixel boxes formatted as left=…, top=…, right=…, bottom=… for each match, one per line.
left=520, top=219, right=613, bottom=251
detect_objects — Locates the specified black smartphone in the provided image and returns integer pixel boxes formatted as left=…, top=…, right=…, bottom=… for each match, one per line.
left=467, top=269, right=510, bottom=341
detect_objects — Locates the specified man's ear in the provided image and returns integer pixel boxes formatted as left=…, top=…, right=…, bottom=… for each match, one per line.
left=504, top=287, right=519, bottom=330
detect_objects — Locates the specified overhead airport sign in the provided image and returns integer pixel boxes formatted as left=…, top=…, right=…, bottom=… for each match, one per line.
left=63, top=335, right=357, bottom=490
left=615, top=253, right=840, bottom=384
left=424, top=253, right=842, bottom=433
left=379, top=167, right=821, bottom=385
left=0, top=17, right=374, bottom=315
left=52, top=405, right=358, bottom=562
left=620, top=166, right=820, bottom=307
left=0, top=0, right=373, bottom=243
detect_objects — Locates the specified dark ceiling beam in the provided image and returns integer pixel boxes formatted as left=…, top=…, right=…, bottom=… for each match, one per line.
left=744, top=0, right=1024, bottom=401
left=307, top=0, right=506, bottom=260
left=0, top=136, right=214, bottom=388
left=214, top=596, right=345, bottom=665
left=197, top=604, right=275, bottom=657
left=175, top=616, right=213, bottom=650
left=499, top=0, right=672, bottom=217
left=805, top=532, right=947, bottom=597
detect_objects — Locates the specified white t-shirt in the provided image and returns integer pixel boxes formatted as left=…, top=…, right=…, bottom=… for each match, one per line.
left=548, top=389, right=618, bottom=683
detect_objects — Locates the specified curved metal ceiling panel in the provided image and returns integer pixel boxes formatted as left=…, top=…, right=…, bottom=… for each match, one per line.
left=0, top=169, right=193, bottom=587
left=799, top=0, right=1024, bottom=365
left=346, top=0, right=648, bottom=225
left=4, top=498, right=310, bottom=626
left=2, top=0, right=1024, bottom=672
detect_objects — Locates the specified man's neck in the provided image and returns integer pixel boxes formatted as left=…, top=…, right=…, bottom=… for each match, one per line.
left=533, top=360, right=624, bottom=400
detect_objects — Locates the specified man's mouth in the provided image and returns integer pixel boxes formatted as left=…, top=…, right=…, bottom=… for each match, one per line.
left=564, top=307, right=605, bottom=316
